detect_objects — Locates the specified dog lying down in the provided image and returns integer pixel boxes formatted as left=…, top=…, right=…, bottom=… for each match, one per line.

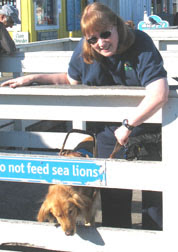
left=37, top=136, right=99, bottom=236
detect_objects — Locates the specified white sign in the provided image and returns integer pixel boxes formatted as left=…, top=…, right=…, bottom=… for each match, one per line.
left=138, top=13, right=169, bottom=31
left=13, top=32, right=29, bottom=44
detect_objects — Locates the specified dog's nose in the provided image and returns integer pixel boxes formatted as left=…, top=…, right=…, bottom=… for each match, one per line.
left=65, top=229, right=74, bottom=236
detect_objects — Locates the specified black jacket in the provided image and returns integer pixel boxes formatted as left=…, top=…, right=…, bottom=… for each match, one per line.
left=0, top=22, right=16, bottom=54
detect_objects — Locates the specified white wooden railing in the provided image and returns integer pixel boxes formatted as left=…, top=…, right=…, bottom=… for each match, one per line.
left=144, top=27, right=178, bottom=50
left=0, top=50, right=177, bottom=78
left=16, top=37, right=80, bottom=52
left=0, top=50, right=177, bottom=251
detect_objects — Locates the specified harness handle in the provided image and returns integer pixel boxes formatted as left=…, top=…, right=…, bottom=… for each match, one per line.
left=60, top=129, right=123, bottom=159
left=109, top=141, right=123, bottom=159
left=59, top=129, right=97, bottom=158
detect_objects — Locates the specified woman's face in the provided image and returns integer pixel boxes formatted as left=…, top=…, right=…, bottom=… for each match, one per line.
left=86, top=26, right=119, bottom=57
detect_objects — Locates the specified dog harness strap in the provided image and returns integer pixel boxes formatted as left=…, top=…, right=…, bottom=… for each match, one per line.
left=109, top=141, right=123, bottom=159
left=59, top=129, right=97, bottom=157
left=76, top=148, right=93, bottom=158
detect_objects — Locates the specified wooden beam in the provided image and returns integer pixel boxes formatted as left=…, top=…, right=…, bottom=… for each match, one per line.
left=0, top=219, right=163, bottom=252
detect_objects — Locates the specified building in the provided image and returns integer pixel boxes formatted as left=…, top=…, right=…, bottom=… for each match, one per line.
left=1, top=0, right=177, bottom=44
left=1, top=0, right=87, bottom=43
left=98, top=0, right=178, bottom=27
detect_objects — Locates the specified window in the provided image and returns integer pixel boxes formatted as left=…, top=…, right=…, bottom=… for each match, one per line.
left=152, top=0, right=172, bottom=14
left=0, top=0, right=16, bottom=6
left=34, top=0, right=60, bottom=30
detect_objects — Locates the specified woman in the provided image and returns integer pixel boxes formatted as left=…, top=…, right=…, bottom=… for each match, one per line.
left=1, top=3, right=169, bottom=229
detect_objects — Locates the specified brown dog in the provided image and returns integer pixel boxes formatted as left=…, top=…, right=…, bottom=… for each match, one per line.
left=60, top=136, right=95, bottom=158
left=37, top=184, right=99, bottom=236
left=37, top=134, right=99, bottom=236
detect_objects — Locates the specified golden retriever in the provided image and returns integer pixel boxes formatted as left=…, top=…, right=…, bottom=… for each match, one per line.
left=37, top=134, right=99, bottom=236
left=37, top=184, right=99, bottom=236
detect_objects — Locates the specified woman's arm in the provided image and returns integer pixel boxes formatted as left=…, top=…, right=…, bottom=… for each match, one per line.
left=0, top=73, right=80, bottom=88
left=114, top=78, right=169, bottom=145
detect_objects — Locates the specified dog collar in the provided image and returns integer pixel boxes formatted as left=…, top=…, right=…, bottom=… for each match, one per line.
left=77, top=148, right=93, bottom=157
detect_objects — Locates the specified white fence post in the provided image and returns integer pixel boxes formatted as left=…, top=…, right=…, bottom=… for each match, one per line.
left=162, top=89, right=178, bottom=236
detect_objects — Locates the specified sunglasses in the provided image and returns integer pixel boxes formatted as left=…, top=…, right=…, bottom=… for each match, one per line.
left=87, top=31, right=112, bottom=45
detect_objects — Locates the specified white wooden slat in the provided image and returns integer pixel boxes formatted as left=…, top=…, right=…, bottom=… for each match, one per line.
left=144, top=29, right=178, bottom=40
left=0, top=51, right=73, bottom=73
left=0, top=86, right=162, bottom=124
left=144, top=29, right=178, bottom=51
left=0, top=131, right=88, bottom=149
left=162, top=96, right=178, bottom=233
left=72, top=120, right=86, bottom=130
left=160, top=51, right=178, bottom=77
left=105, top=159, right=163, bottom=191
left=17, top=37, right=80, bottom=52
left=0, top=152, right=163, bottom=191
left=0, top=219, right=164, bottom=252
left=0, top=84, right=147, bottom=96
left=0, top=50, right=177, bottom=77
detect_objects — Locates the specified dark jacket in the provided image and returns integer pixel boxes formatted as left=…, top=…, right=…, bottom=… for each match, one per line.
left=0, top=22, right=16, bottom=54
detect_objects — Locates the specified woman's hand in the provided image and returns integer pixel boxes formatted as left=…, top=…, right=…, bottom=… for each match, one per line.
left=114, top=125, right=131, bottom=146
left=1, top=75, right=33, bottom=88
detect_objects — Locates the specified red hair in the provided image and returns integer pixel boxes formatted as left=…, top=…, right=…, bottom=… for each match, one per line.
left=81, top=3, right=135, bottom=64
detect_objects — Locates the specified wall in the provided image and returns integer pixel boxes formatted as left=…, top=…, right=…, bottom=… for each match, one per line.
left=98, top=0, right=152, bottom=27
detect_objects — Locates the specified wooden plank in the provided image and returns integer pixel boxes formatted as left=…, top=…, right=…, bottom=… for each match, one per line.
left=105, top=159, right=164, bottom=191
left=0, top=51, right=73, bottom=73
left=160, top=51, right=178, bottom=77
left=0, top=131, right=89, bottom=149
left=144, top=28, right=178, bottom=40
left=0, top=153, right=163, bottom=191
left=0, top=86, right=162, bottom=124
left=17, top=37, right=80, bottom=52
left=0, top=219, right=164, bottom=252
left=0, top=50, right=177, bottom=78
left=162, top=97, right=178, bottom=233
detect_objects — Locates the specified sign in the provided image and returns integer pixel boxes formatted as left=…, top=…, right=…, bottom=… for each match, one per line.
left=13, top=32, right=29, bottom=44
left=138, top=14, right=169, bottom=31
left=0, top=155, right=106, bottom=186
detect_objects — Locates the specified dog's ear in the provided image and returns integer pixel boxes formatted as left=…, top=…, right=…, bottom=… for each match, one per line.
left=37, top=200, right=52, bottom=222
left=70, top=193, right=91, bottom=210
